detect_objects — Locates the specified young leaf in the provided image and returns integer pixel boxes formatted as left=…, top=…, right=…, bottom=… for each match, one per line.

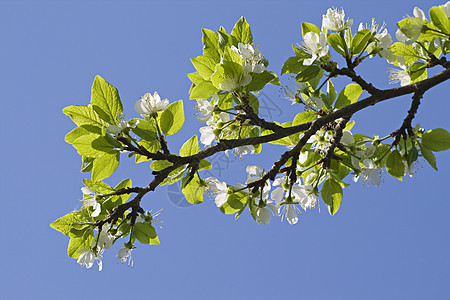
left=327, top=33, right=346, bottom=56
left=247, top=71, right=275, bottom=91
left=50, top=208, right=92, bottom=237
left=191, top=56, right=217, bottom=80
left=388, top=42, right=423, bottom=66
left=418, top=142, right=438, bottom=170
left=386, top=149, right=405, bottom=180
left=189, top=81, right=219, bottom=100
left=92, top=151, right=120, bottom=182
left=63, top=105, right=108, bottom=128
left=67, top=231, right=94, bottom=259
left=429, top=6, right=450, bottom=34
left=220, top=192, right=248, bottom=215
left=230, top=16, right=253, bottom=44
left=202, top=28, right=221, bottom=62
left=293, top=111, right=317, bottom=126
left=301, top=22, right=321, bottom=37
left=160, top=99, right=185, bottom=136
left=334, top=84, right=363, bottom=109
left=132, top=223, right=160, bottom=245
left=421, top=128, right=450, bottom=151
left=321, top=178, right=343, bottom=216
left=129, top=118, right=157, bottom=141
left=350, top=29, right=372, bottom=55
left=91, top=75, right=123, bottom=124
left=181, top=174, right=204, bottom=204
left=179, top=135, right=201, bottom=157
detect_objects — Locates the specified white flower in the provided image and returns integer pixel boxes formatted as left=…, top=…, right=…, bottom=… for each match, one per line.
left=340, top=131, right=355, bottom=146
left=106, top=115, right=131, bottom=135
left=358, top=19, right=395, bottom=62
left=196, top=95, right=218, bottom=125
left=307, top=94, right=324, bottom=109
left=95, top=225, right=114, bottom=251
left=77, top=249, right=103, bottom=271
left=81, top=187, right=101, bottom=217
left=220, top=73, right=252, bottom=92
left=403, top=160, right=415, bottom=178
left=322, top=8, right=353, bottom=32
left=282, top=80, right=309, bottom=104
left=255, top=205, right=278, bottom=225
left=206, top=177, right=229, bottom=207
left=396, top=7, right=426, bottom=44
left=117, top=246, right=134, bottom=267
left=389, top=64, right=411, bottom=86
left=225, top=145, right=255, bottom=158
left=272, top=187, right=299, bottom=225
left=134, top=92, right=169, bottom=118
left=292, top=184, right=316, bottom=211
left=444, top=2, right=450, bottom=18
left=199, top=126, right=216, bottom=146
left=231, top=43, right=265, bottom=74
left=302, top=32, right=329, bottom=65
left=353, top=158, right=381, bottom=186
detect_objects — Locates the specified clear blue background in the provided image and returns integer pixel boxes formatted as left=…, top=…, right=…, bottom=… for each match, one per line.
left=1, top=0, right=449, bottom=299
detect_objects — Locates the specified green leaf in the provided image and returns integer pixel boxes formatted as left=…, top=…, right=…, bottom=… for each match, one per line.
left=321, top=178, right=343, bottom=216
left=198, top=159, right=212, bottom=170
left=189, top=81, right=219, bottom=100
left=421, top=128, right=450, bottom=151
left=295, top=65, right=321, bottom=82
left=327, top=33, right=346, bottom=56
left=191, top=56, right=217, bottom=80
left=218, top=27, right=237, bottom=50
left=230, top=16, right=253, bottom=44
left=429, top=6, right=450, bottom=34
left=247, top=71, right=275, bottom=91
left=220, top=192, right=247, bottom=215
left=334, top=84, right=363, bottom=109
left=50, top=208, right=93, bottom=237
left=350, top=29, right=372, bottom=55
left=92, top=152, right=120, bottom=182
left=327, top=80, right=337, bottom=105
left=409, top=62, right=427, bottom=83
left=65, top=125, right=102, bottom=144
left=386, top=149, right=405, bottom=180
left=181, top=174, right=204, bottom=204
left=67, top=231, right=94, bottom=259
left=388, top=42, right=423, bottom=66
left=82, top=179, right=115, bottom=194
left=132, top=223, right=160, bottom=245
left=418, top=142, right=438, bottom=170
left=180, top=135, right=201, bottom=157
left=301, top=22, right=321, bottom=37
left=63, top=105, right=108, bottom=128
left=81, top=157, right=94, bottom=172
left=130, top=118, right=157, bottom=141
left=150, top=160, right=172, bottom=172
left=90, top=75, right=123, bottom=124
left=292, top=111, right=317, bottom=126
left=72, top=134, right=118, bottom=157
left=187, top=71, right=204, bottom=85
left=160, top=99, right=185, bottom=136
left=202, top=28, right=221, bottom=62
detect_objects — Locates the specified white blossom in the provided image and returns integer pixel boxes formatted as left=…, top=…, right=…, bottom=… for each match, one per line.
left=206, top=177, right=229, bottom=207
left=358, top=19, right=395, bottom=62
left=302, top=32, right=329, bottom=65
left=322, top=8, right=353, bottom=32
left=106, top=115, right=132, bottom=135
left=81, top=187, right=101, bottom=217
left=389, top=64, right=411, bottom=86
left=231, top=43, right=265, bottom=73
left=117, top=246, right=134, bottom=267
left=134, top=92, right=169, bottom=118
left=353, top=158, right=381, bottom=186
left=77, top=249, right=103, bottom=271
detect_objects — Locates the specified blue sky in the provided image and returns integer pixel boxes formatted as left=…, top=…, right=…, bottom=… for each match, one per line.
left=1, top=0, right=449, bottom=299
